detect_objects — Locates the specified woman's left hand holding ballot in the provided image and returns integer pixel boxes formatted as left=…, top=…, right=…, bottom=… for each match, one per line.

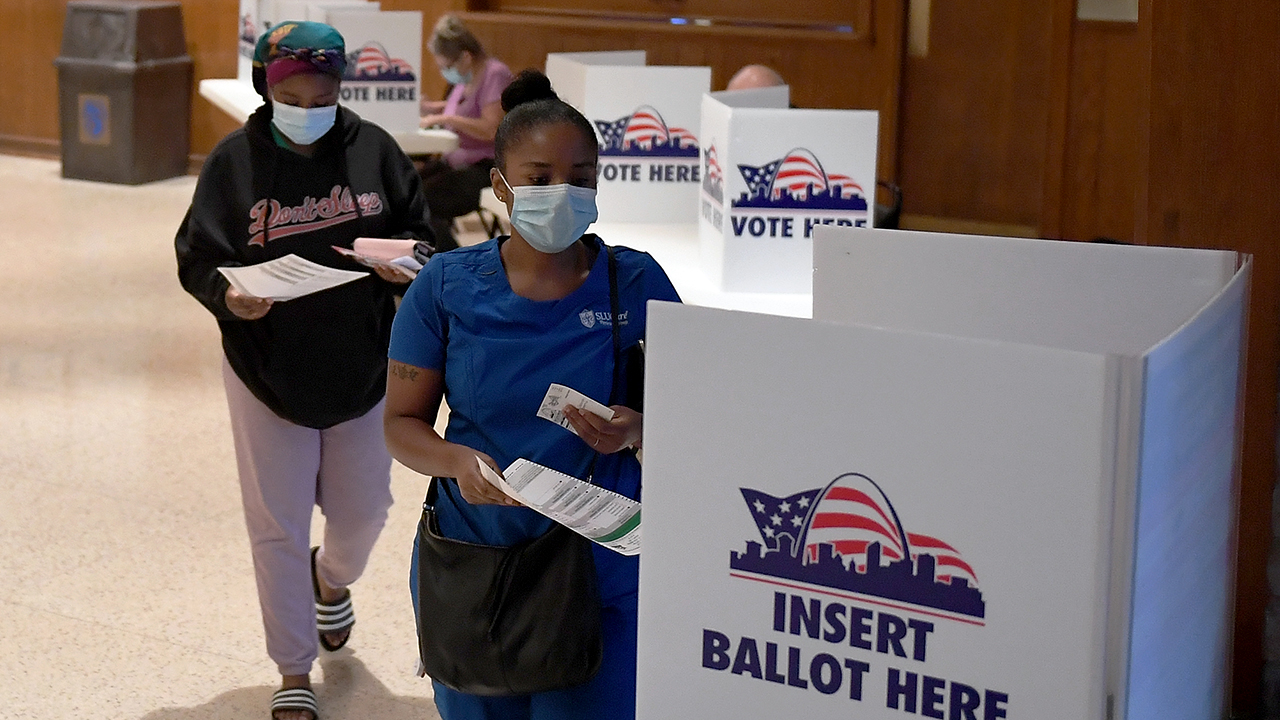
left=563, top=404, right=643, bottom=453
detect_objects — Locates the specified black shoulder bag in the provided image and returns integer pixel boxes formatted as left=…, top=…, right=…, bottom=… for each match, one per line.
left=415, top=245, right=628, bottom=696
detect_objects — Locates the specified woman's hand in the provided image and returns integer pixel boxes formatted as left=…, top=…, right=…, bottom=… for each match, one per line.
left=420, top=113, right=448, bottom=129
left=564, top=405, right=643, bottom=454
left=225, top=286, right=273, bottom=320
left=371, top=264, right=413, bottom=284
left=450, top=445, right=520, bottom=507
left=421, top=99, right=447, bottom=115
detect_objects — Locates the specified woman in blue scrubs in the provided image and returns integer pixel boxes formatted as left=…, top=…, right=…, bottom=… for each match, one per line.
left=383, top=69, right=681, bottom=720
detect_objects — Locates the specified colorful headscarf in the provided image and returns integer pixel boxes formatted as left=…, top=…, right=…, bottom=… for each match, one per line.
left=251, top=21, right=347, bottom=99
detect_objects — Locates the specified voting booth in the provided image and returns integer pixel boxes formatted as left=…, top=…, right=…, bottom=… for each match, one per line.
left=237, top=0, right=270, bottom=81
left=325, top=10, right=421, bottom=133
left=545, top=52, right=711, bottom=224
left=699, top=91, right=879, bottom=293
left=637, top=228, right=1248, bottom=720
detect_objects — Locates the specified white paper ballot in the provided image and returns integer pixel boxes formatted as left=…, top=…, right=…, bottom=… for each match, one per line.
left=477, top=457, right=641, bottom=556
left=537, top=383, right=615, bottom=434
left=217, top=254, right=368, bottom=301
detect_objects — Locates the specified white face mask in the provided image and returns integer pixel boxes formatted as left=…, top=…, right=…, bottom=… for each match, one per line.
left=271, top=100, right=337, bottom=146
left=500, top=171, right=598, bottom=254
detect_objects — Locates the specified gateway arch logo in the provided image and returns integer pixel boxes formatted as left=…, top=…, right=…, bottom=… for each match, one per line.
left=595, top=105, right=699, bottom=158
left=730, top=473, right=986, bottom=622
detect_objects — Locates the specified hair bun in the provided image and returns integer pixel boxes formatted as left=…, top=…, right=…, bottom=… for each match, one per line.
left=501, top=69, right=558, bottom=113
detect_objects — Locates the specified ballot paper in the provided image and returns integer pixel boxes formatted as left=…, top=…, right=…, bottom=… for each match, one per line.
left=537, top=383, right=615, bottom=435
left=217, top=254, right=368, bottom=301
left=477, top=457, right=642, bottom=556
left=332, top=245, right=419, bottom=281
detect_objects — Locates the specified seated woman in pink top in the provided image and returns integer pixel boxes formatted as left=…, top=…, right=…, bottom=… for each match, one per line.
left=417, top=15, right=513, bottom=251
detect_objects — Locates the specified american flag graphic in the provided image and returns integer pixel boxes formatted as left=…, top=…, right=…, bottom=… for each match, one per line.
left=908, top=532, right=980, bottom=586
left=241, top=15, right=257, bottom=45
left=738, top=160, right=783, bottom=197
left=667, top=127, right=698, bottom=149
left=354, top=43, right=391, bottom=76
left=738, top=475, right=979, bottom=590
left=738, top=148, right=866, bottom=202
left=803, top=474, right=908, bottom=570
left=772, top=148, right=828, bottom=199
left=623, top=106, right=669, bottom=149
left=740, top=487, right=822, bottom=555
left=705, top=145, right=723, bottom=183
left=595, top=106, right=700, bottom=155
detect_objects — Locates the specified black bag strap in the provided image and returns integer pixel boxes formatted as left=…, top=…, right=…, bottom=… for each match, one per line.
left=606, top=244, right=622, bottom=406
left=584, top=244, right=623, bottom=483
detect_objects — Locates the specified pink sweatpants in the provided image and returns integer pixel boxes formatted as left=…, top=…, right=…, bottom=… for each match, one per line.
left=222, top=359, right=394, bottom=676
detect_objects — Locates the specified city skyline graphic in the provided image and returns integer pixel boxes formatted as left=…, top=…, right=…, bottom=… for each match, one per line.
left=730, top=473, right=986, bottom=620
left=732, top=148, right=869, bottom=212
left=702, top=144, right=724, bottom=204
left=595, top=106, right=700, bottom=158
left=343, top=42, right=415, bottom=82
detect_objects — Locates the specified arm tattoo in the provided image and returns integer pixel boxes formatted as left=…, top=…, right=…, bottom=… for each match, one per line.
left=391, top=363, right=420, bottom=382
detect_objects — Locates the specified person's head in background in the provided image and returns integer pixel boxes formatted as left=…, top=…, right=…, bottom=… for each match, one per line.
left=726, top=64, right=786, bottom=92
left=251, top=21, right=347, bottom=149
left=428, top=14, right=486, bottom=86
left=489, top=69, right=599, bottom=256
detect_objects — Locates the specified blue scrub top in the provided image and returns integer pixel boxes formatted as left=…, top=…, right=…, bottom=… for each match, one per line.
left=389, top=235, right=681, bottom=550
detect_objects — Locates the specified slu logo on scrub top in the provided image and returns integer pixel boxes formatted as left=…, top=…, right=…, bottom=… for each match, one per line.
left=579, top=309, right=628, bottom=329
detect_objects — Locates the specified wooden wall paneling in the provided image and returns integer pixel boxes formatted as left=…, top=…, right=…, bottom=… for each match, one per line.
left=1, top=0, right=246, bottom=159
left=0, top=0, right=70, bottom=145
left=897, top=0, right=1060, bottom=227
left=456, top=5, right=907, bottom=182
left=1037, top=0, right=1078, bottom=240
left=1055, top=21, right=1142, bottom=243
left=182, top=0, right=242, bottom=159
left=1138, top=0, right=1280, bottom=714
left=485, top=0, right=867, bottom=28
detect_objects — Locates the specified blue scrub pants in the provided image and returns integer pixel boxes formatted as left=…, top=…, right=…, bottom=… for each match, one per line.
left=411, top=534, right=641, bottom=720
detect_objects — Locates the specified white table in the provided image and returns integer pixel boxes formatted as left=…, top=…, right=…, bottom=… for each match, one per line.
left=591, top=222, right=812, bottom=318
left=197, top=78, right=460, bottom=155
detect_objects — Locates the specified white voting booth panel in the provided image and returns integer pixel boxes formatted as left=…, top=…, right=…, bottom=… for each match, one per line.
left=698, top=92, right=879, bottom=294
left=276, top=0, right=376, bottom=23
left=237, top=0, right=275, bottom=81
left=324, top=10, right=421, bottom=134
left=637, top=228, right=1247, bottom=720
left=809, top=227, right=1248, bottom=720
left=545, top=52, right=710, bottom=224
left=237, top=1, right=374, bottom=82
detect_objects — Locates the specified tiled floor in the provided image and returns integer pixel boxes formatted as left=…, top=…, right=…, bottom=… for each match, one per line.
left=0, top=154, right=447, bottom=719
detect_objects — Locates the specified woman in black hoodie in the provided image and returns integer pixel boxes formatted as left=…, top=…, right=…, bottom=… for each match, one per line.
left=175, top=21, right=431, bottom=720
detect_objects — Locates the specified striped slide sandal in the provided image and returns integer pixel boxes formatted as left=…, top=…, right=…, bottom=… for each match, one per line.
left=310, top=547, right=355, bottom=652
left=271, top=686, right=318, bottom=720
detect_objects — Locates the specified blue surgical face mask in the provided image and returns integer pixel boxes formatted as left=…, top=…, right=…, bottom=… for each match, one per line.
left=271, top=100, right=337, bottom=146
left=441, top=64, right=471, bottom=86
left=500, top=171, right=598, bottom=254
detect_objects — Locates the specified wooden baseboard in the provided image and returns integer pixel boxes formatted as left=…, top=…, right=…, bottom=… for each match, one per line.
left=1, top=134, right=207, bottom=176
left=898, top=213, right=1040, bottom=238
left=0, top=135, right=59, bottom=160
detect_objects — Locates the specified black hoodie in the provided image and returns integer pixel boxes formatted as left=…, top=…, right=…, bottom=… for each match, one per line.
left=176, top=104, right=432, bottom=429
